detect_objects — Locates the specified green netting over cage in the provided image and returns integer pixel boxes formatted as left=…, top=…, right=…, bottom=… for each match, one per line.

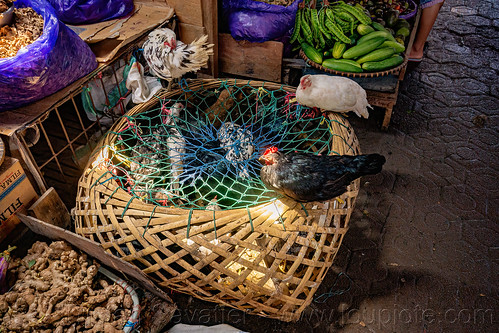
left=95, top=79, right=354, bottom=210
left=74, top=79, right=361, bottom=322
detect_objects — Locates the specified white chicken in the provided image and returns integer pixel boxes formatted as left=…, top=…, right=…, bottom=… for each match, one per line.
left=162, top=103, right=186, bottom=196
left=295, top=74, right=371, bottom=118
left=143, top=28, right=214, bottom=80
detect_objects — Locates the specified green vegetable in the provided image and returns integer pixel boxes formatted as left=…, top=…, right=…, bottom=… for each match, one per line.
left=362, top=54, right=404, bottom=71
left=323, top=50, right=333, bottom=58
left=289, top=9, right=302, bottom=44
left=334, top=16, right=351, bottom=33
left=357, top=30, right=395, bottom=44
left=385, top=9, right=399, bottom=27
left=357, top=24, right=375, bottom=36
left=300, top=10, right=314, bottom=45
left=395, top=36, right=405, bottom=45
left=318, top=8, right=332, bottom=41
left=302, top=43, right=323, bottom=64
left=356, top=47, right=396, bottom=64
left=332, top=58, right=362, bottom=68
left=371, top=21, right=386, bottom=31
left=310, top=8, right=321, bottom=42
left=337, top=1, right=372, bottom=25
left=297, top=33, right=305, bottom=44
left=333, top=8, right=355, bottom=21
left=342, top=36, right=386, bottom=59
left=322, top=58, right=363, bottom=72
left=394, top=19, right=410, bottom=30
left=325, top=15, right=351, bottom=44
left=381, top=40, right=405, bottom=53
left=396, top=27, right=410, bottom=37
left=332, top=41, right=347, bottom=59
left=318, top=29, right=326, bottom=49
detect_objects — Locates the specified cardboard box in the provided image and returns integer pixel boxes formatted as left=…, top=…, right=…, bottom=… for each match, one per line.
left=0, top=156, right=38, bottom=241
left=68, top=3, right=174, bottom=63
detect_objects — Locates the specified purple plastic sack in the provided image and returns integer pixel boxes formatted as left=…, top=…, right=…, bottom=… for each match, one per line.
left=0, top=0, right=98, bottom=112
left=223, top=0, right=300, bottom=43
left=46, top=0, right=134, bottom=25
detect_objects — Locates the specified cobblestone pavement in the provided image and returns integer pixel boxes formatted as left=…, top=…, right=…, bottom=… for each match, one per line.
left=170, top=1, right=498, bottom=332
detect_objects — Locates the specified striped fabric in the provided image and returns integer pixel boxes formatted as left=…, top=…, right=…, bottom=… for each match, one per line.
left=420, top=0, right=445, bottom=9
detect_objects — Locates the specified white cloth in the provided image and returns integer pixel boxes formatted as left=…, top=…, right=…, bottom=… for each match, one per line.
left=167, top=323, right=247, bottom=333
left=126, top=60, right=162, bottom=103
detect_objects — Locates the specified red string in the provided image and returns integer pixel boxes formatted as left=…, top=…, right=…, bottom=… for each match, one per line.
left=117, top=118, right=143, bottom=141
left=283, top=92, right=321, bottom=120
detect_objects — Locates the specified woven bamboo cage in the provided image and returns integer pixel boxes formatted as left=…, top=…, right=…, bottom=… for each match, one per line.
left=73, top=79, right=361, bottom=321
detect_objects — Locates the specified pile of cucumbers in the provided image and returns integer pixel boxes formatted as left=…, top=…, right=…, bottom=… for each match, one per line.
left=291, top=1, right=409, bottom=73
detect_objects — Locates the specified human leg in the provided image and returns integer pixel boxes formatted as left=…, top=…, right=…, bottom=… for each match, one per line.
left=408, top=0, right=445, bottom=61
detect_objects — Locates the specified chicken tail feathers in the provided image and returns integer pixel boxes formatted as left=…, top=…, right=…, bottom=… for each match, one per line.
left=353, top=89, right=371, bottom=119
left=182, top=35, right=214, bottom=72
left=352, top=153, right=386, bottom=176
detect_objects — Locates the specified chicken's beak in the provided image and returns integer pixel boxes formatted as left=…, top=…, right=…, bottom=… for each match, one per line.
left=258, top=155, right=267, bottom=165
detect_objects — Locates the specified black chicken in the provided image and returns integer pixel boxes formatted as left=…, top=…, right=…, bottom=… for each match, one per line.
left=259, top=147, right=386, bottom=202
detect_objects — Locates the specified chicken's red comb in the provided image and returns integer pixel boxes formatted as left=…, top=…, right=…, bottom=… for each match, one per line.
left=264, top=146, right=278, bottom=155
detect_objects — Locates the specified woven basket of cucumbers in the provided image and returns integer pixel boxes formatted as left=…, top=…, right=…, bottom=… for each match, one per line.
left=291, top=1, right=411, bottom=78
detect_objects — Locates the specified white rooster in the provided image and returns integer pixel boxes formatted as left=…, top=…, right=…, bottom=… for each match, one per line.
left=143, top=28, right=214, bottom=80
left=296, top=74, right=371, bottom=118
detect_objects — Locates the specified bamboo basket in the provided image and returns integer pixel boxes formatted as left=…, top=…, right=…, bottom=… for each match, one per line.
left=73, top=79, right=361, bottom=322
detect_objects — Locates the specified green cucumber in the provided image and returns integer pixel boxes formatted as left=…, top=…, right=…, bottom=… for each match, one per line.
left=357, top=24, right=375, bottom=36
left=322, top=58, right=363, bottom=72
left=371, top=21, right=386, bottom=31
left=361, top=55, right=404, bottom=71
left=357, top=30, right=395, bottom=44
left=356, top=47, right=396, bottom=64
left=301, top=43, right=323, bottom=64
left=380, top=40, right=405, bottom=53
left=342, top=37, right=386, bottom=59
left=332, top=41, right=347, bottom=59
left=333, top=58, right=362, bottom=68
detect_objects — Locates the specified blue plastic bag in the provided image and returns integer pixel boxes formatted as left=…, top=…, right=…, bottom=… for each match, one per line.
left=0, top=0, right=98, bottom=112
left=46, top=0, right=134, bottom=25
left=223, top=0, right=300, bottom=43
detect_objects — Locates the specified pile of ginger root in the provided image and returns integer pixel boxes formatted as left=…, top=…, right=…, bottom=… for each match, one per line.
left=0, top=241, right=134, bottom=332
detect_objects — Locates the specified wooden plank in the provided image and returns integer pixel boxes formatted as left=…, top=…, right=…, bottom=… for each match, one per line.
left=201, top=0, right=218, bottom=78
left=165, top=0, right=204, bottom=26
left=18, top=214, right=176, bottom=303
left=28, top=187, right=71, bottom=229
left=218, top=33, right=283, bottom=83
left=178, top=22, right=206, bottom=44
